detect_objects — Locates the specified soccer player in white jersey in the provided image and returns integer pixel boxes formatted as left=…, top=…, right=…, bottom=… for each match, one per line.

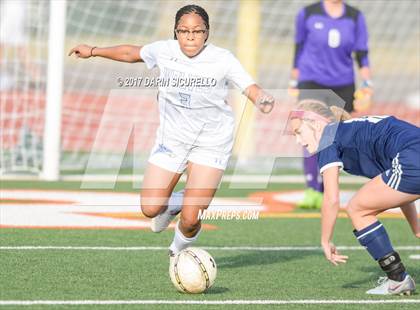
left=69, top=5, right=274, bottom=257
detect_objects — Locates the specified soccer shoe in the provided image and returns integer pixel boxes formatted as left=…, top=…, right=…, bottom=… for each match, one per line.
left=366, top=275, right=416, bottom=295
left=150, top=208, right=179, bottom=233
left=297, top=189, right=323, bottom=209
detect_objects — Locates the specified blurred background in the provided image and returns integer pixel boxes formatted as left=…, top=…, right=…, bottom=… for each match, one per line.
left=1, top=0, right=419, bottom=179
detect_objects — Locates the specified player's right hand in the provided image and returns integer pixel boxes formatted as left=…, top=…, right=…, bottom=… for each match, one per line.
left=258, top=94, right=275, bottom=114
left=322, top=242, right=348, bottom=266
left=68, top=44, right=94, bottom=58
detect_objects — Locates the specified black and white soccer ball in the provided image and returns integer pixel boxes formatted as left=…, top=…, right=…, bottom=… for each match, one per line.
left=169, top=247, right=217, bottom=294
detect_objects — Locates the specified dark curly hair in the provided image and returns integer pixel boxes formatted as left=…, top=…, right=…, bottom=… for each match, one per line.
left=174, top=5, right=209, bottom=42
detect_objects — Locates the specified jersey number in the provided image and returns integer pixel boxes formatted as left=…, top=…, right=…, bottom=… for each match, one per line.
left=328, top=29, right=341, bottom=48
left=179, top=92, right=191, bottom=108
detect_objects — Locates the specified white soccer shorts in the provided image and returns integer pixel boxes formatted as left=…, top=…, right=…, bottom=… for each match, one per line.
left=148, top=139, right=232, bottom=173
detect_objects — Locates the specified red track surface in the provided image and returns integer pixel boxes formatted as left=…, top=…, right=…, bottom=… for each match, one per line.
left=1, top=90, right=419, bottom=155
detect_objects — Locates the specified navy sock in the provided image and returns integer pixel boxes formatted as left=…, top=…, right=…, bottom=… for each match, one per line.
left=353, top=221, right=393, bottom=260
left=354, top=221, right=406, bottom=281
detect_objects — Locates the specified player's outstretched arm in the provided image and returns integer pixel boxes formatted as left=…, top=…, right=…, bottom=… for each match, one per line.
left=68, top=44, right=142, bottom=63
left=244, top=84, right=275, bottom=114
left=321, top=166, right=348, bottom=265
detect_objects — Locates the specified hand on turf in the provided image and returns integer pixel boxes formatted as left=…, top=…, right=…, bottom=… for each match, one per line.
left=322, top=242, right=348, bottom=266
left=415, top=232, right=420, bottom=239
left=68, top=44, right=94, bottom=58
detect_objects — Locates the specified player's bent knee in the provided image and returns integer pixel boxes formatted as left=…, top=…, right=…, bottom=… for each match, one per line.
left=347, top=201, right=378, bottom=221
left=345, top=203, right=355, bottom=218
left=179, top=216, right=200, bottom=234
left=140, top=193, right=168, bottom=218
left=140, top=203, right=163, bottom=218
left=346, top=200, right=362, bottom=219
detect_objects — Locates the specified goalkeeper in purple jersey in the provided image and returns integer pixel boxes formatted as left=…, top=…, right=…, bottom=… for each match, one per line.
left=289, top=0, right=373, bottom=209
left=287, top=99, right=419, bottom=295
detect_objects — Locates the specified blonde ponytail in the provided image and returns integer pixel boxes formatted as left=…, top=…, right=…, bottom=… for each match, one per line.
left=296, top=99, right=351, bottom=122
left=329, top=106, right=351, bottom=121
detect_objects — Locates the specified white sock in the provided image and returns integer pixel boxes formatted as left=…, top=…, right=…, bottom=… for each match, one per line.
left=169, top=221, right=201, bottom=255
left=167, top=190, right=184, bottom=215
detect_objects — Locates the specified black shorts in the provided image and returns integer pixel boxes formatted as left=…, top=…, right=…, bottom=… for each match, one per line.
left=298, top=81, right=355, bottom=113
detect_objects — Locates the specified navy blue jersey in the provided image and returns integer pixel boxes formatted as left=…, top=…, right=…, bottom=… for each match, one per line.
left=318, top=116, right=420, bottom=179
left=294, top=1, right=369, bottom=87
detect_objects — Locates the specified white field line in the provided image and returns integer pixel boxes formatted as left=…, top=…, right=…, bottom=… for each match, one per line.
left=0, top=300, right=419, bottom=306
left=0, top=246, right=419, bottom=251
left=1, top=174, right=367, bottom=184
left=410, top=255, right=420, bottom=259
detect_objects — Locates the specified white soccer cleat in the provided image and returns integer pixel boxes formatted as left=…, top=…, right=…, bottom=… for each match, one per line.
left=150, top=208, right=178, bottom=233
left=366, top=275, right=416, bottom=295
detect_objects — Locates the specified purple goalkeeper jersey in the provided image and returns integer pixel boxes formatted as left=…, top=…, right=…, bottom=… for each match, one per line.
left=294, top=1, right=369, bottom=87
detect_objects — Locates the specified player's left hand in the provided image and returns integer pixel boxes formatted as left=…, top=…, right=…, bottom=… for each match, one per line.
left=258, top=94, right=275, bottom=114
left=322, top=242, right=348, bottom=266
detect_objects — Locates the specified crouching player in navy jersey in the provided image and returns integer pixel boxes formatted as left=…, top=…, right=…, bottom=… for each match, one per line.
left=287, top=99, right=419, bottom=295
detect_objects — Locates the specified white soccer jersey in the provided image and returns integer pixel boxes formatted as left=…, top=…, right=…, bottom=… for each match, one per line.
left=140, top=40, right=255, bottom=147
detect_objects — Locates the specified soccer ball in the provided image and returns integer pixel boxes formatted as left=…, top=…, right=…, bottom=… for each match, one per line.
left=169, top=247, right=217, bottom=294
